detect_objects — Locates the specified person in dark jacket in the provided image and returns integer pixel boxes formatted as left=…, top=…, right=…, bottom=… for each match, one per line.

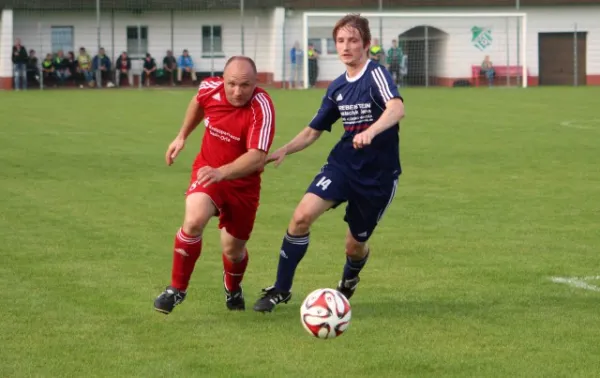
left=26, top=49, right=39, bottom=86
left=12, top=38, right=28, bottom=90
left=65, top=51, right=78, bottom=84
left=142, top=53, right=157, bottom=87
left=115, top=51, right=132, bottom=87
left=41, top=53, right=56, bottom=85
left=92, top=47, right=113, bottom=87
left=162, top=50, right=177, bottom=85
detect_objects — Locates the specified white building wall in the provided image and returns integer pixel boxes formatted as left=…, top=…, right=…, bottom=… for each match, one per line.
left=287, top=6, right=600, bottom=82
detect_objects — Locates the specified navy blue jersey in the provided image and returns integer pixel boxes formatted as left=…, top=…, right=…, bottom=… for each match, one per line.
left=309, top=60, right=403, bottom=187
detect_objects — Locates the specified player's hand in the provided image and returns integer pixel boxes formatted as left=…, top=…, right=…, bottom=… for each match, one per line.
left=196, top=166, right=224, bottom=188
left=265, top=148, right=287, bottom=167
left=165, top=136, right=185, bottom=166
left=353, top=129, right=375, bottom=149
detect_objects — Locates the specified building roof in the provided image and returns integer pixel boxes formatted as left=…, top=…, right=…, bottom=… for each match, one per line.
left=0, top=0, right=280, bottom=11
left=1, top=0, right=599, bottom=10
left=288, top=0, right=600, bottom=7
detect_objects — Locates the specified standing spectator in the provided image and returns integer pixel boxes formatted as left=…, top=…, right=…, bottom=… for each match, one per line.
left=142, top=53, right=157, bottom=86
left=115, top=51, right=132, bottom=87
left=26, top=49, right=39, bottom=86
left=386, top=39, right=403, bottom=86
left=162, top=50, right=177, bottom=85
left=77, top=47, right=94, bottom=87
left=177, top=49, right=197, bottom=84
left=12, top=38, right=28, bottom=90
left=289, top=41, right=303, bottom=89
left=307, top=43, right=319, bottom=88
left=92, top=47, right=113, bottom=87
left=369, top=38, right=384, bottom=63
left=53, top=50, right=69, bottom=86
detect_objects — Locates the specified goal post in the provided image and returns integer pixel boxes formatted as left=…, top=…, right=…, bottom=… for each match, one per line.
left=302, top=12, right=527, bottom=89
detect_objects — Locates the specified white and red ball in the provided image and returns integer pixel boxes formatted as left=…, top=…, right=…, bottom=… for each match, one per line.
left=300, top=288, right=352, bottom=339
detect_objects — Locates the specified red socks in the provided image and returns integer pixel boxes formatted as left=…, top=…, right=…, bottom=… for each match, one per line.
left=170, top=228, right=203, bottom=291
left=170, top=227, right=249, bottom=292
left=222, top=249, right=249, bottom=292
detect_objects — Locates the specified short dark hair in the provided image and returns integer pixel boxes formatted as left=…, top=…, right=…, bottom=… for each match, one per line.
left=332, top=13, right=371, bottom=47
left=224, top=56, right=257, bottom=74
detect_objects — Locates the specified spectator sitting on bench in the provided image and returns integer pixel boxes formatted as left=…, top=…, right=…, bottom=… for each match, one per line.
left=142, top=53, right=157, bottom=86
left=77, top=47, right=94, bottom=87
left=481, top=55, right=495, bottom=86
left=163, top=50, right=177, bottom=85
left=177, top=49, right=197, bottom=84
left=115, top=51, right=132, bottom=87
left=92, top=47, right=113, bottom=87
left=53, top=50, right=69, bottom=86
left=41, top=53, right=55, bottom=85
left=65, top=51, right=78, bottom=85
left=26, top=49, right=39, bottom=85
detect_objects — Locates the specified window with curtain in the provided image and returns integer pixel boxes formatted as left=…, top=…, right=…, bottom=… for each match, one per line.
left=51, top=26, right=74, bottom=53
left=202, top=25, right=223, bottom=54
left=126, top=26, right=148, bottom=58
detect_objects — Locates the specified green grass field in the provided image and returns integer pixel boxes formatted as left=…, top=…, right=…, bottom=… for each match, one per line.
left=1, top=86, right=599, bottom=377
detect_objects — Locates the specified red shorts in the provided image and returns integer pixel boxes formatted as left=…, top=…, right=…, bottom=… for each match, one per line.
left=185, top=174, right=260, bottom=241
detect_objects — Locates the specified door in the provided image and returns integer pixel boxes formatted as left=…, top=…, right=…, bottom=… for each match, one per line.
left=538, top=32, right=587, bottom=85
left=398, top=26, right=447, bottom=87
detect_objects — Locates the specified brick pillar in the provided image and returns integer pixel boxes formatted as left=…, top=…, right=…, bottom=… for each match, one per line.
left=0, top=9, right=14, bottom=90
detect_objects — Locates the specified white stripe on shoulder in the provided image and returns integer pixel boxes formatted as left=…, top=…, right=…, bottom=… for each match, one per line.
left=259, top=93, right=273, bottom=150
left=254, top=93, right=273, bottom=151
left=375, top=67, right=395, bottom=100
left=371, top=69, right=390, bottom=103
left=198, top=80, right=222, bottom=91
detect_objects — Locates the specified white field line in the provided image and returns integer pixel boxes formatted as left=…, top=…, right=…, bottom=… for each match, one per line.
left=550, top=276, right=600, bottom=292
left=560, top=119, right=600, bottom=130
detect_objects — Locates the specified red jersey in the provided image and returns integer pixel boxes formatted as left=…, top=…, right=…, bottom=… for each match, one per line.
left=193, top=77, right=275, bottom=189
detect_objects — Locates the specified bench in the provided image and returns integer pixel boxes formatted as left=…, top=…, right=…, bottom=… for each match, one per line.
left=131, top=70, right=224, bottom=87
left=21, top=70, right=226, bottom=89
left=471, top=65, right=529, bottom=87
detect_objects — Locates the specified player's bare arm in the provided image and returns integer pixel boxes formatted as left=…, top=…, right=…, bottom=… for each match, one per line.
left=266, top=127, right=323, bottom=166
left=353, top=98, right=404, bottom=149
left=165, top=97, right=205, bottom=165
left=196, top=149, right=267, bottom=188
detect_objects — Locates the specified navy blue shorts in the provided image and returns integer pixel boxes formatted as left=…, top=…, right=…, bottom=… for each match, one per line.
left=306, top=164, right=398, bottom=242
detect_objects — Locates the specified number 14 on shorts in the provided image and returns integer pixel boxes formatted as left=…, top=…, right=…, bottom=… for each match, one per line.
left=316, top=176, right=332, bottom=191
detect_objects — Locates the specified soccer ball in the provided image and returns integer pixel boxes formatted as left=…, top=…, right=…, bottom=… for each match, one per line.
left=300, top=288, right=351, bottom=339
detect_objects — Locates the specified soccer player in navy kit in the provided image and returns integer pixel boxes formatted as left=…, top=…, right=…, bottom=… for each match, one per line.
left=254, top=14, right=405, bottom=313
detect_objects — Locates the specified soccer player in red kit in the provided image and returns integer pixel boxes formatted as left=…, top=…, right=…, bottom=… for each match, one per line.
left=153, top=56, right=275, bottom=314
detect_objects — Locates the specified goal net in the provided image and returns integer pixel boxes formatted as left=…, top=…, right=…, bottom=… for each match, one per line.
left=301, top=12, right=527, bottom=89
